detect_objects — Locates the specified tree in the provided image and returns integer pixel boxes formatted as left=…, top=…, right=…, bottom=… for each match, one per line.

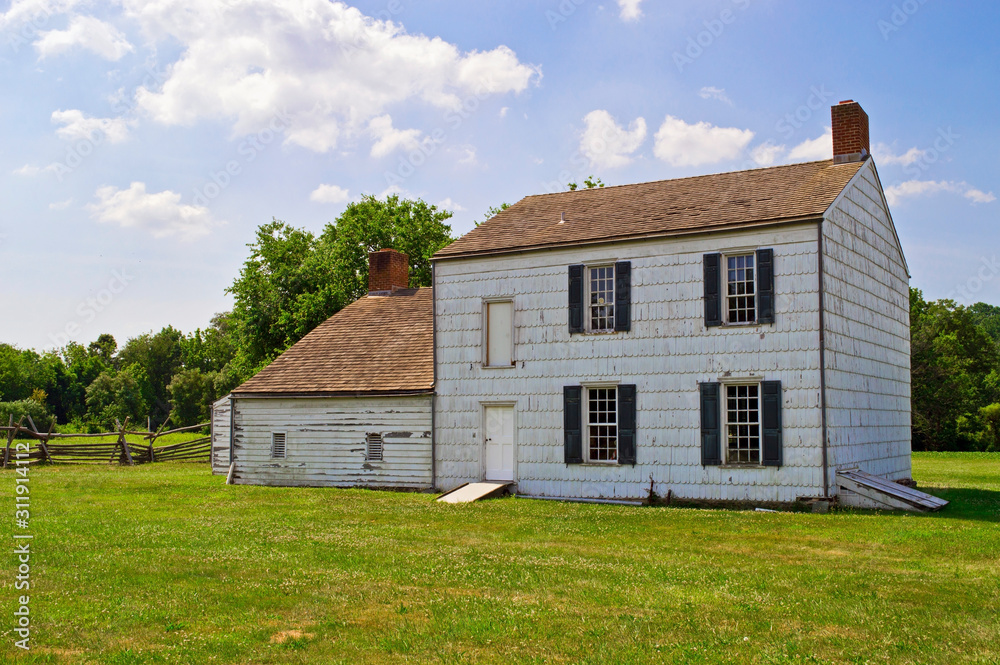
left=167, top=368, right=219, bottom=427
left=969, top=302, right=1000, bottom=342
left=84, top=364, right=152, bottom=429
left=227, top=196, right=454, bottom=378
left=568, top=175, right=605, bottom=191
left=479, top=202, right=510, bottom=226
left=910, top=288, right=1000, bottom=450
left=117, top=327, right=184, bottom=423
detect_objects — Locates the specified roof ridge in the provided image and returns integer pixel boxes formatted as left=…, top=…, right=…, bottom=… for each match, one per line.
left=519, top=159, right=836, bottom=199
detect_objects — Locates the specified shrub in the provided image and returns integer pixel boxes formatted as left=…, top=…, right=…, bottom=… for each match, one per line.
left=0, top=399, right=54, bottom=431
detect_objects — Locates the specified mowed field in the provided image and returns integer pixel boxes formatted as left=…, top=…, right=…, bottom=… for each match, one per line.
left=0, top=453, right=997, bottom=664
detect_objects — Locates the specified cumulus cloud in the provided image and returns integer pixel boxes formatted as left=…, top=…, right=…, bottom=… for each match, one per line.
left=580, top=110, right=647, bottom=169
left=123, top=0, right=540, bottom=155
left=0, top=0, right=82, bottom=32
left=436, top=198, right=465, bottom=212
left=35, top=15, right=133, bottom=60
left=617, top=0, right=644, bottom=21
left=309, top=184, right=351, bottom=204
left=368, top=115, right=422, bottom=158
left=884, top=180, right=996, bottom=207
left=786, top=127, right=832, bottom=162
left=87, top=182, right=217, bottom=240
left=699, top=86, right=732, bottom=105
left=13, top=164, right=41, bottom=176
left=653, top=115, right=753, bottom=167
left=873, top=143, right=926, bottom=167
left=51, top=109, right=132, bottom=143
left=49, top=198, right=72, bottom=210
left=750, top=141, right=785, bottom=167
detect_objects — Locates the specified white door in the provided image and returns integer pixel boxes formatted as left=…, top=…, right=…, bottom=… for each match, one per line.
left=484, top=405, right=515, bottom=481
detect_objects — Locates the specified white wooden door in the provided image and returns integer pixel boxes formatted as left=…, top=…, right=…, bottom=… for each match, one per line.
left=484, top=405, right=515, bottom=481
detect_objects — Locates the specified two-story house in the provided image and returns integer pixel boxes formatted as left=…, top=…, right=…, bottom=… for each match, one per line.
left=432, top=100, right=912, bottom=506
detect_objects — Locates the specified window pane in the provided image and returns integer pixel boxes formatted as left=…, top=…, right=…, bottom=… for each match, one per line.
left=588, top=387, right=618, bottom=462
left=726, top=254, right=757, bottom=323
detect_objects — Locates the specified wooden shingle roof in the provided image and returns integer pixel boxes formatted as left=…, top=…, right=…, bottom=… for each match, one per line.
left=435, top=159, right=865, bottom=259
left=232, top=288, right=433, bottom=396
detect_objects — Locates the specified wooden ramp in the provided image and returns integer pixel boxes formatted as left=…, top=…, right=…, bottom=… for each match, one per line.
left=436, top=482, right=513, bottom=504
left=837, top=468, right=948, bottom=512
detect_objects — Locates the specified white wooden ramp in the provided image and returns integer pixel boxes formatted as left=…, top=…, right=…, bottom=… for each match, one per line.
left=837, top=468, right=948, bottom=512
left=436, top=482, right=513, bottom=504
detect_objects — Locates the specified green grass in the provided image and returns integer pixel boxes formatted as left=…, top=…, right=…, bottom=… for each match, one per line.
left=1, top=454, right=998, bottom=664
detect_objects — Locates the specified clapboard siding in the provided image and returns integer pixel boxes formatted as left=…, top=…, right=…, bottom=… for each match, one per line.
left=211, top=395, right=231, bottom=475
left=232, top=395, right=433, bottom=489
left=822, top=160, right=912, bottom=502
left=435, top=223, right=825, bottom=502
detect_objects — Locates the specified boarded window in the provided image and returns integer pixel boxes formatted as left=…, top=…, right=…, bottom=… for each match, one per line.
left=366, top=432, right=384, bottom=461
left=486, top=301, right=513, bottom=366
left=270, top=432, right=286, bottom=459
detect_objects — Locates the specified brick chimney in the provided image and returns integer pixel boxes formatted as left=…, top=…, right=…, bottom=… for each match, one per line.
left=831, top=100, right=870, bottom=164
left=368, top=249, right=409, bottom=295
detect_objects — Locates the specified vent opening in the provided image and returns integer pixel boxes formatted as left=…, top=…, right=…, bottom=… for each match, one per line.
left=271, top=432, right=286, bottom=459
left=366, top=432, right=384, bottom=461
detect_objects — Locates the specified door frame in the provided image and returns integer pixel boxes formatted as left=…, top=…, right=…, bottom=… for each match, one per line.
left=480, top=401, right=517, bottom=482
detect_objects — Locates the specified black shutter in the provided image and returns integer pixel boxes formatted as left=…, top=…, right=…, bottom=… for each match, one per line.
left=703, top=253, right=722, bottom=327
left=617, top=384, right=636, bottom=465
left=761, top=380, right=782, bottom=466
left=564, top=386, right=583, bottom=464
left=756, top=248, right=774, bottom=324
left=614, top=261, right=631, bottom=332
left=568, top=265, right=585, bottom=334
left=700, top=382, right=721, bottom=466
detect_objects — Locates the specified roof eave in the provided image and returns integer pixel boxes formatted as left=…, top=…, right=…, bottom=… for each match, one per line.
left=433, top=214, right=827, bottom=262
left=230, top=388, right=435, bottom=399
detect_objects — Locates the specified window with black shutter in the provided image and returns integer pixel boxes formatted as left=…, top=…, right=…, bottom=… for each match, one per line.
left=617, top=384, right=637, bottom=465
left=706, top=249, right=775, bottom=326
left=756, top=249, right=774, bottom=324
left=761, top=380, right=782, bottom=466
left=614, top=261, right=631, bottom=332
left=703, top=254, right=722, bottom=327
left=569, top=262, right=632, bottom=333
left=568, top=266, right=584, bottom=333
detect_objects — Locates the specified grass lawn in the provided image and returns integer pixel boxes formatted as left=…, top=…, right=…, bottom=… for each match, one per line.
left=0, top=453, right=997, bottom=664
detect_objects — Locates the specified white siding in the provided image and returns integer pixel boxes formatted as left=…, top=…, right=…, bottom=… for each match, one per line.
left=232, top=395, right=433, bottom=489
left=823, top=160, right=912, bottom=501
left=435, top=224, right=825, bottom=502
left=211, top=395, right=231, bottom=475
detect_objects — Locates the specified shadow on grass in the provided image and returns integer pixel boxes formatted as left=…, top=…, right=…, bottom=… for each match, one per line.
left=919, top=486, right=1000, bottom=522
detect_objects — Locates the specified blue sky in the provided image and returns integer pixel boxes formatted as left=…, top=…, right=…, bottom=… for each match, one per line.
left=1, top=0, right=997, bottom=351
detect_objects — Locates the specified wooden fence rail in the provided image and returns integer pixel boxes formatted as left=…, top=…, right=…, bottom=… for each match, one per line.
left=0, top=416, right=211, bottom=467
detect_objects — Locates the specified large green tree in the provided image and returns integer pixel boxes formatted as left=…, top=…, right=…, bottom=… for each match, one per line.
left=227, top=196, right=454, bottom=378
left=117, top=327, right=184, bottom=423
left=910, top=288, right=1000, bottom=450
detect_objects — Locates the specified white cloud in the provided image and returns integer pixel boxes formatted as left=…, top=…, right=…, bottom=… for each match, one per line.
left=436, top=198, right=465, bottom=212
left=653, top=115, right=753, bottom=167
left=368, top=115, right=422, bottom=158
left=13, top=164, right=41, bottom=176
left=884, top=180, right=996, bottom=207
left=786, top=127, right=831, bottom=162
left=0, top=0, right=82, bottom=32
left=580, top=110, right=647, bottom=169
left=617, top=0, right=644, bottom=21
left=49, top=198, right=72, bottom=210
left=455, top=145, right=478, bottom=165
left=35, top=15, right=133, bottom=61
left=87, top=182, right=217, bottom=240
left=125, top=1, right=540, bottom=153
left=51, top=109, right=132, bottom=143
left=499, top=107, right=509, bottom=118
left=873, top=143, right=925, bottom=167
left=309, top=184, right=350, bottom=204
left=750, top=141, right=785, bottom=167
left=698, top=86, right=732, bottom=105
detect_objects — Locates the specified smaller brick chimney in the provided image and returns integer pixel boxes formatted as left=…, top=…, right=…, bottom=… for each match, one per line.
left=831, top=100, right=870, bottom=164
left=368, top=249, right=409, bottom=295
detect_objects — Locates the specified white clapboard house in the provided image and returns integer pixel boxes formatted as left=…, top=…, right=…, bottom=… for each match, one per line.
left=432, top=100, right=913, bottom=506
left=219, top=249, right=435, bottom=489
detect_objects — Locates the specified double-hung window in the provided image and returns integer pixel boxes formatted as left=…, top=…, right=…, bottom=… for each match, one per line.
left=725, top=384, right=760, bottom=464
left=726, top=254, right=756, bottom=324
left=587, top=386, right=618, bottom=463
left=588, top=266, right=615, bottom=332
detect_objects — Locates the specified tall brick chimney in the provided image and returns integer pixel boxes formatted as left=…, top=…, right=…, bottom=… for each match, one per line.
left=368, top=249, right=409, bottom=295
left=831, top=100, right=870, bottom=164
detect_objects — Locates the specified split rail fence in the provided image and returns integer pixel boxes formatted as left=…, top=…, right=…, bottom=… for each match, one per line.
left=1, top=415, right=211, bottom=467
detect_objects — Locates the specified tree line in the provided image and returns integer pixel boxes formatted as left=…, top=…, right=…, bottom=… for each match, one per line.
left=3, top=190, right=999, bottom=451
left=1, top=195, right=454, bottom=432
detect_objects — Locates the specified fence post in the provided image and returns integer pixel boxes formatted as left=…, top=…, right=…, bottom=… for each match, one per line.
left=118, top=417, right=134, bottom=466
left=3, top=416, right=25, bottom=468
left=39, top=423, right=54, bottom=464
